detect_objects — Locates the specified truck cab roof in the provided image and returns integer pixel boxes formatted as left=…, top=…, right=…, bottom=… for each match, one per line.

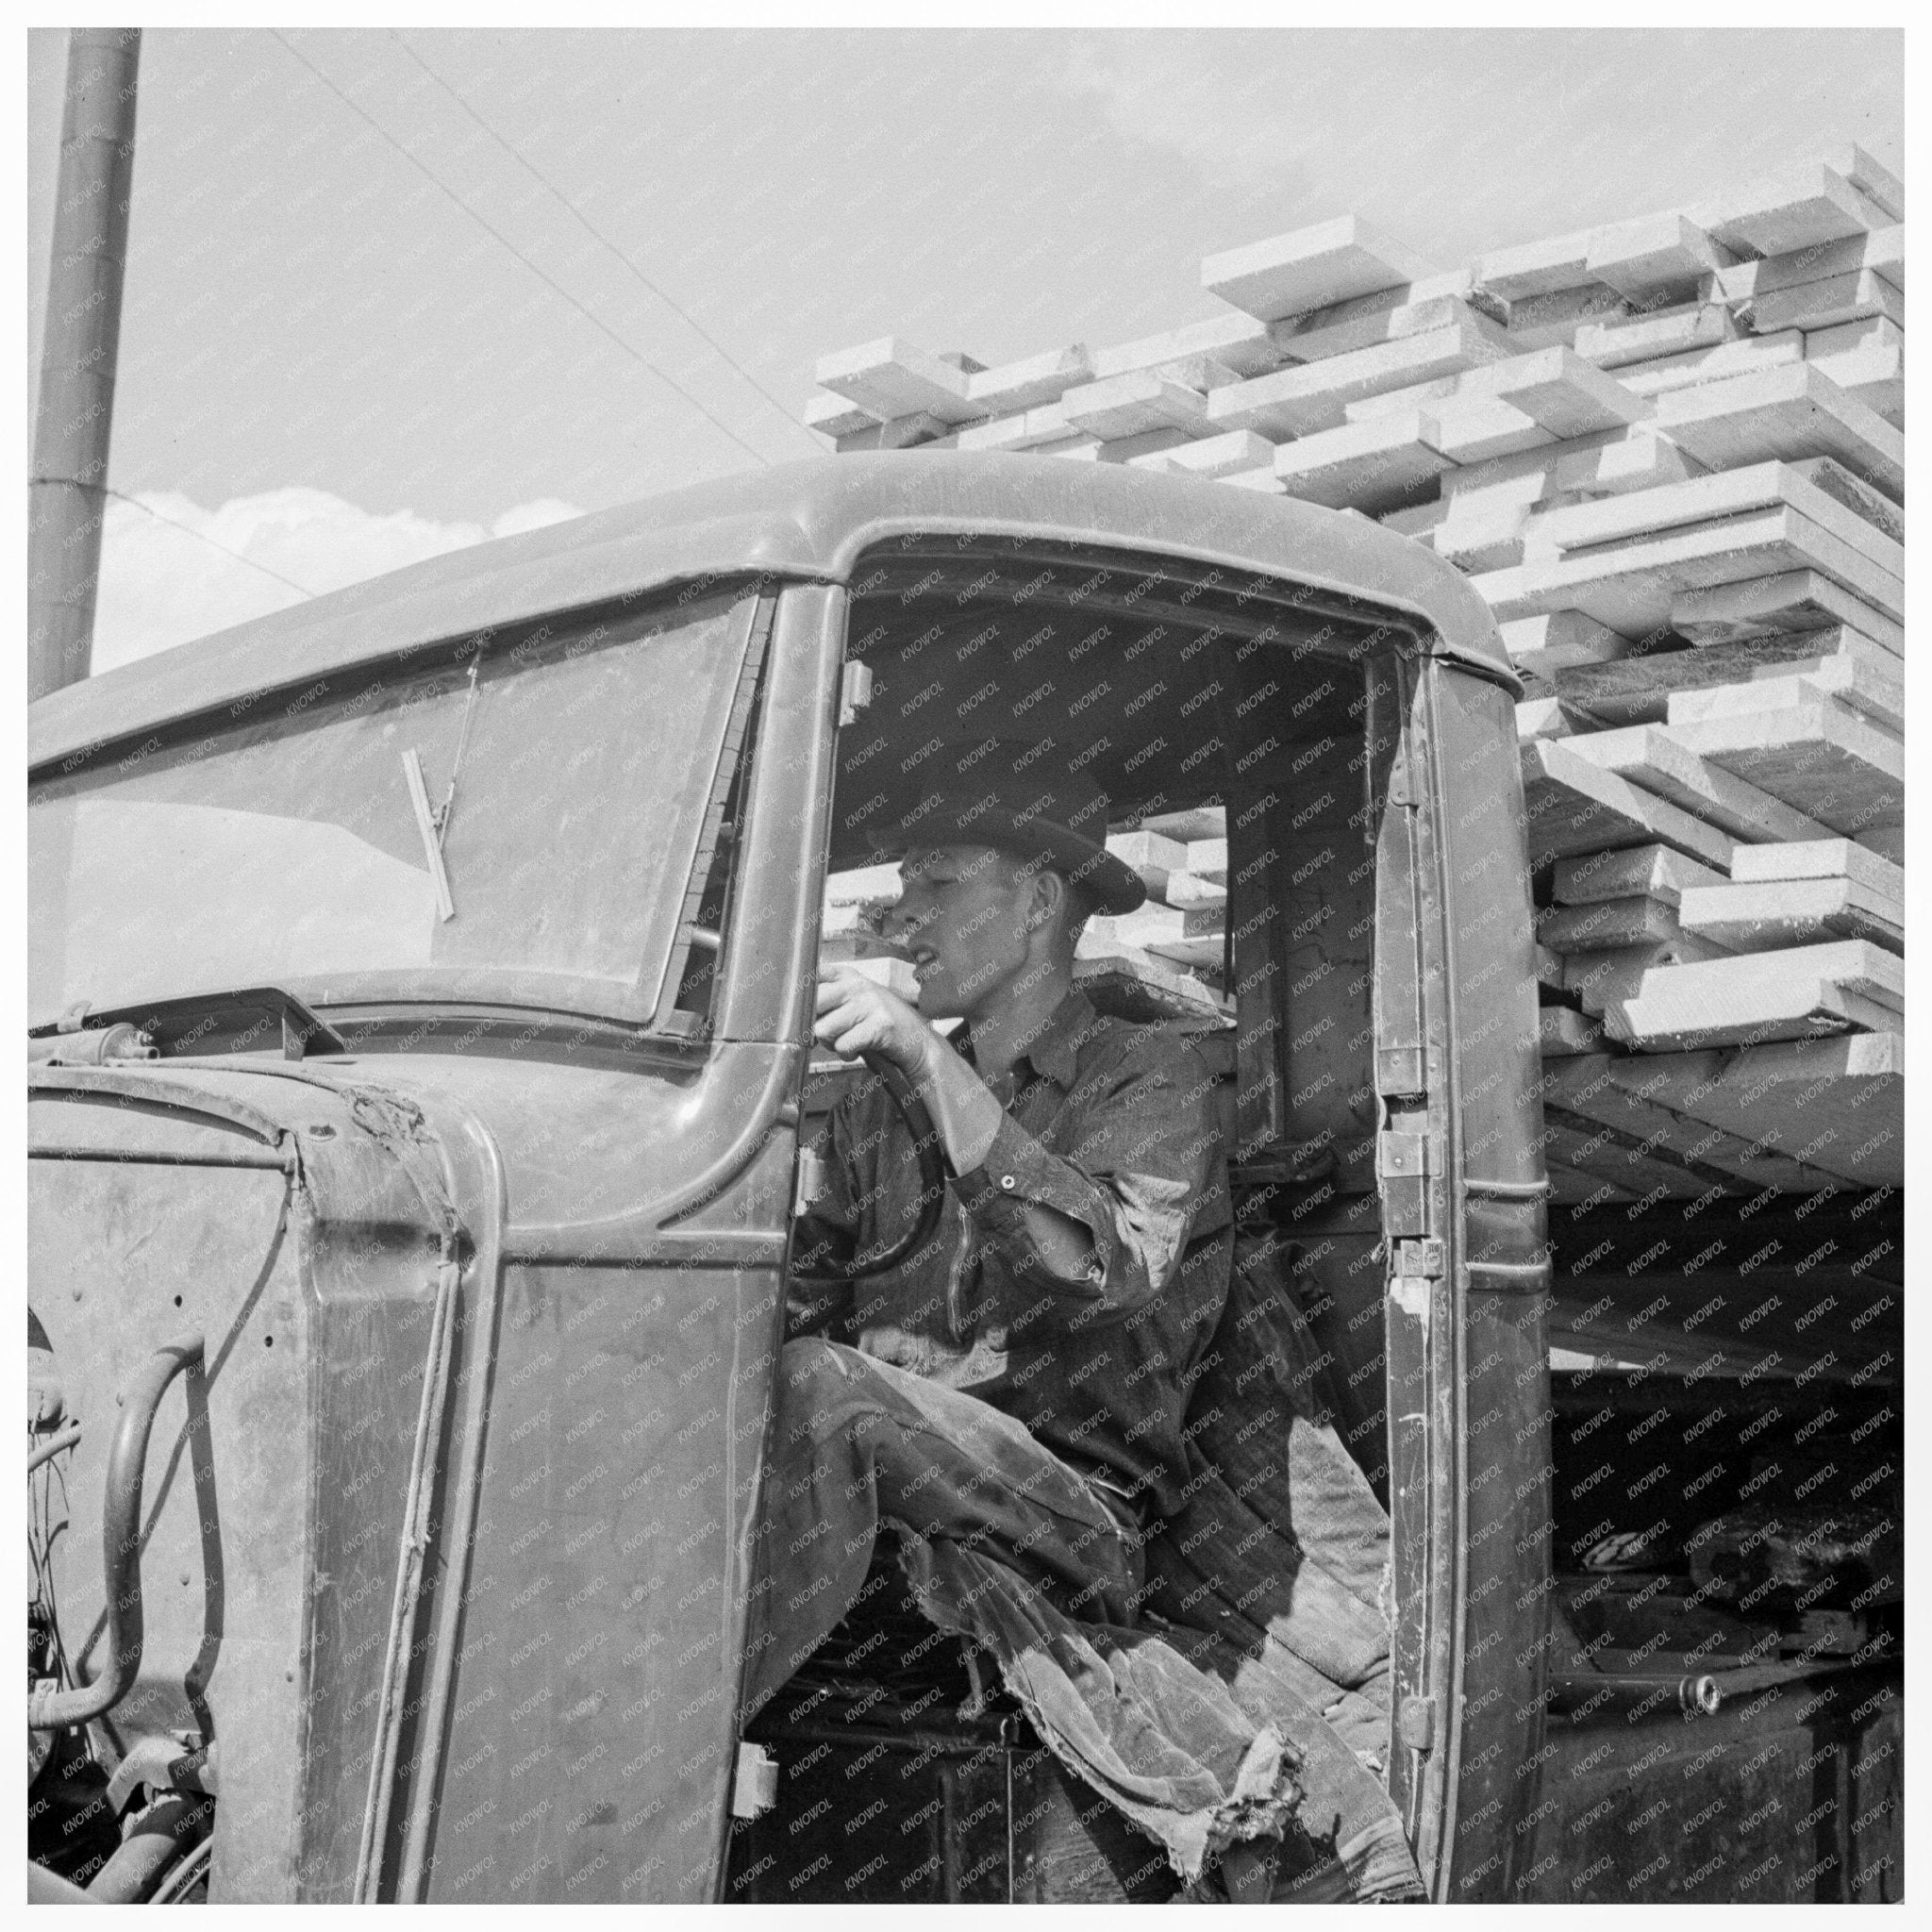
left=29, top=451, right=1513, bottom=774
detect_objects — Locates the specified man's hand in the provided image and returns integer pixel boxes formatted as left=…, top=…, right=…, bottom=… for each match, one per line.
left=813, top=963, right=936, bottom=1077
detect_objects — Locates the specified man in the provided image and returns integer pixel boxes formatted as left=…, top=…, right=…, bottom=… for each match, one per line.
left=741, top=740, right=1420, bottom=1900
left=746, top=745, right=1234, bottom=1707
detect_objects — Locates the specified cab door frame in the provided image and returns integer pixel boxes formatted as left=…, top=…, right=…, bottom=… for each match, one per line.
left=1377, top=649, right=1552, bottom=1901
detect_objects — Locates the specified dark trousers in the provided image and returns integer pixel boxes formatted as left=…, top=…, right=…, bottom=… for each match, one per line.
left=741, top=1338, right=1140, bottom=1718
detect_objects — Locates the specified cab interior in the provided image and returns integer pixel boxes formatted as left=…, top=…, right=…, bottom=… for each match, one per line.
left=729, top=540, right=1422, bottom=1900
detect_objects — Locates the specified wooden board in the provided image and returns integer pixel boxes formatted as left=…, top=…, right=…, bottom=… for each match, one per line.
left=1538, top=894, right=1681, bottom=951
left=1344, top=371, right=1462, bottom=423
left=1806, top=325, right=1904, bottom=422
left=1786, top=454, right=1904, bottom=542
left=1520, top=738, right=1736, bottom=870
left=1094, top=902, right=1226, bottom=969
left=1512, top=505, right=1904, bottom=636
left=1559, top=630, right=1900, bottom=731
left=1183, top=836, right=1227, bottom=883
left=1626, top=1033, right=1904, bottom=1188
left=1524, top=461, right=1905, bottom=577
left=1127, top=429, right=1277, bottom=480
left=1204, top=320, right=1512, bottom=439
left=1539, top=1008, right=1604, bottom=1057
left=1665, top=655, right=1902, bottom=735
left=1729, top=836, right=1903, bottom=896
left=1515, top=696, right=1575, bottom=741
left=1668, top=570, right=1904, bottom=654
left=1562, top=934, right=1729, bottom=1016
left=1091, top=310, right=1280, bottom=384
left=1665, top=697, right=1903, bottom=834
left=1676, top=876, right=1902, bottom=953
left=1271, top=410, right=1457, bottom=510
left=1492, top=283, right=1632, bottom=353
left=1552, top=843, right=1724, bottom=908
left=1202, top=214, right=1436, bottom=322
left=1612, top=331, right=1806, bottom=400
left=1270, top=288, right=1489, bottom=365
left=1105, top=828, right=1191, bottom=896
left=964, top=345, right=1097, bottom=414
left=1583, top=211, right=1731, bottom=300
left=1418, top=393, right=1553, bottom=465
left=1651, top=364, right=1904, bottom=502
left=1473, top=226, right=1601, bottom=303
left=1455, top=344, right=1654, bottom=439
left=957, top=403, right=1088, bottom=454
left=1058, top=371, right=1209, bottom=440
left=1540, top=1052, right=1845, bottom=1193
left=1741, top=268, right=1905, bottom=338
left=815, top=337, right=981, bottom=424
left=1140, top=807, right=1225, bottom=843
left=806, top=391, right=882, bottom=438
left=1694, top=158, right=1893, bottom=258
left=1574, top=303, right=1735, bottom=369
left=1437, top=424, right=1701, bottom=507
left=1607, top=941, right=1903, bottom=1052
left=1499, top=612, right=1632, bottom=675
left=1536, top=1099, right=1705, bottom=1203
left=1557, top=723, right=1832, bottom=843
left=1713, top=224, right=1905, bottom=304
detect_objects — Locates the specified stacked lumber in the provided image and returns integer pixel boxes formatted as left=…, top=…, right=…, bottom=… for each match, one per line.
left=808, top=145, right=1903, bottom=1193
left=1080, top=811, right=1233, bottom=1021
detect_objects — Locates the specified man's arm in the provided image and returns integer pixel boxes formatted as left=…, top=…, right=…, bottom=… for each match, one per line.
left=949, top=1048, right=1224, bottom=1329
left=810, top=963, right=1223, bottom=1325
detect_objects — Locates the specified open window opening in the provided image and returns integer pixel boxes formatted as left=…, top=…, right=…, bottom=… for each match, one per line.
left=734, top=540, right=1429, bottom=1903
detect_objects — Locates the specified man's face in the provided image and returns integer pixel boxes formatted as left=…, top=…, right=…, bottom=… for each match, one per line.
left=882, top=841, right=1034, bottom=1021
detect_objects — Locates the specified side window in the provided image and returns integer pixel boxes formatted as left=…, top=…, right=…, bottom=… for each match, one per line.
left=660, top=597, right=776, bottom=1035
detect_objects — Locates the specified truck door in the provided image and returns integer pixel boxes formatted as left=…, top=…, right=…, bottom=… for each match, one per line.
left=1377, top=654, right=1551, bottom=1901
left=414, top=584, right=846, bottom=1905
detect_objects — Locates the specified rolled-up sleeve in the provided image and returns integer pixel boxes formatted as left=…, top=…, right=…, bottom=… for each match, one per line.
left=951, top=1041, right=1222, bottom=1325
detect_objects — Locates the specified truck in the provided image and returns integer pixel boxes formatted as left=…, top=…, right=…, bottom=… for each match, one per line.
left=26, top=453, right=1901, bottom=1903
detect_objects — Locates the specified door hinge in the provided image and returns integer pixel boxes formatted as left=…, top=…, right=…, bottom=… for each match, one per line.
left=839, top=659, right=874, bottom=725
left=1379, top=1130, right=1432, bottom=1240
left=731, top=1741, right=779, bottom=1819
left=793, top=1146, right=826, bottom=1218
left=1394, top=1238, right=1444, bottom=1279
left=1398, top=1694, right=1438, bottom=1754
left=1379, top=1130, right=1430, bottom=1179
left=1375, top=1045, right=1425, bottom=1098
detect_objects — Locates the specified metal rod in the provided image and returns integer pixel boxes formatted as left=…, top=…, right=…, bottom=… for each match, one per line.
left=28, top=1423, right=83, bottom=1474
left=28, top=1330, right=205, bottom=1730
left=29, top=28, right=142, bottom=700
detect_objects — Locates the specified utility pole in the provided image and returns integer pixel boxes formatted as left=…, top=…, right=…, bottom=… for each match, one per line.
left=29, top=28, right=141, bottom=702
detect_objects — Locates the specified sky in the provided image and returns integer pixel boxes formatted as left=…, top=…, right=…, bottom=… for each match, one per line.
left=27, top=26, right=1903, bottom=672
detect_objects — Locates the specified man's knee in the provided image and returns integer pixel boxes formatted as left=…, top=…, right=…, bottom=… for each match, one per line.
left=775, top=1337, right=867, bottom=1447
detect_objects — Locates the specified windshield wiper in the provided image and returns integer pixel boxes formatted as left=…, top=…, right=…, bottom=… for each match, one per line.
left=403, top=653, right=482, bottom=923
left=403, top=747, right=457, bottom=921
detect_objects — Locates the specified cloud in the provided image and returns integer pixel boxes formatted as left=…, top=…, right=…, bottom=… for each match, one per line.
left=1062, top=35, right=1314, bottom=192
left=92, top=488, right=583, bottom=675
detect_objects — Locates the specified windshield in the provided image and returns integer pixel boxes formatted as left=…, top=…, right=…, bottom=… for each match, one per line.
left=29, top=589, right=762, bottom=1030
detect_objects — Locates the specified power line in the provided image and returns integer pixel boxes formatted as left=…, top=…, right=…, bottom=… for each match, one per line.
left=268, top=29, right=775, bottom=469
left=104, top=487, right=319, bottom=597
left=389, top=31, right=823, bottom=458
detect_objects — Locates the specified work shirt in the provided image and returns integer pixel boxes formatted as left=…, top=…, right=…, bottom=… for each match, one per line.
left=790, top=987, right=1233, bottom=1520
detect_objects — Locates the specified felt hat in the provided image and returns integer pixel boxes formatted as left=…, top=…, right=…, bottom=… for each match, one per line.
left=865, top=737, right=1146, bottom=916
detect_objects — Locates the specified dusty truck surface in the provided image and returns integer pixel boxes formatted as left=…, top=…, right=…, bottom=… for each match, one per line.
left=27, top=453, right=1901, bottom=1903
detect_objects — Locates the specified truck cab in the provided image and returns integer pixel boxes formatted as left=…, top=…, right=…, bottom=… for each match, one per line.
left=27, top=453, right=1900, bottom=1903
